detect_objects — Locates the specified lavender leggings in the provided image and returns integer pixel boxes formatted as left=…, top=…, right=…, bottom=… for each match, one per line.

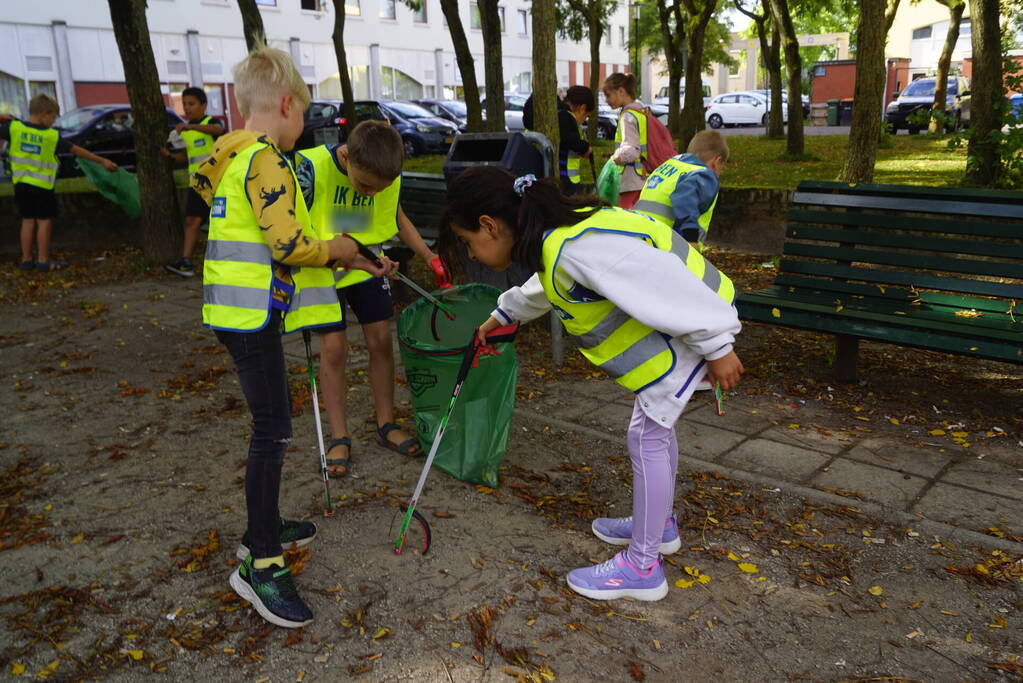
left=624, top=398, right=679, bottom=570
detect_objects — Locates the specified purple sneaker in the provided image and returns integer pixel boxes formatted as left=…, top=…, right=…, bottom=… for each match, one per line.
left=566, top=551, right=668, bottom=601
left=591, top=515, right=681, bottom=554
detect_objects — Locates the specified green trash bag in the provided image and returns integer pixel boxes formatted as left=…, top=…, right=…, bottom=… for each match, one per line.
left=596, top=158, right=620, bottom=206
left=76, top=159, right=141, bottom=218
left=397, top=283, right=517, bottom=488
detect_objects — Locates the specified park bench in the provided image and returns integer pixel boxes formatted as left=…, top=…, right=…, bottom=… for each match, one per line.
left=736, top=180, right=1023, bottom=381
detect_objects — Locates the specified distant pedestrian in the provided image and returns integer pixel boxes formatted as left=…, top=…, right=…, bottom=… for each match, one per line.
left=601, top=73, right=646, bottom=209
left=439, top=167, right=743, bottom=602
left=520, top=87, right=595, bottom=194
left=1, top=94, right=117, bottom=272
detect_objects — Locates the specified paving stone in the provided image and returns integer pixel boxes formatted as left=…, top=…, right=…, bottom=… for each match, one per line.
left=759, top=424, right=850, bottom=455
left=913, top=482, right=1023, bottom=531
left=521, top=394, right=608, bottom=421
left=811, top=459, right=928, bottom=509
left=939, top=458, right=1023, bottom=502
left=574, top=401, right=632, bottom=434
left=718, top=438, right=830, bottom=481
left=677, top=419, right=748, bottom=462
left=686, top=396, right=775, bottom=434
left=842, top=438, right=952, bottom=479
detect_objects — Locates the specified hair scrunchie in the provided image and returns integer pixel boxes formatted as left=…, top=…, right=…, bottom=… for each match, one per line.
left=513, top=174, right=536, bottom=197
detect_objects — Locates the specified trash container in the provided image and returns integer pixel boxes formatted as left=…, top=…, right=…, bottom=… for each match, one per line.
left=398, top=283, right=517, bottom=487
left=839, top=99, right=854, bottom=126
left=826, top=99, right=840, bottom=126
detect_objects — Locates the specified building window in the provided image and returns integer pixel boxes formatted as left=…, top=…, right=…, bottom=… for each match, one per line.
left=499, top=6, right=505, bottom=32
left=470, top=3, right=481, bottom=29
left=413, top=1, right=427, bottom=23
left=605, top=25, right=611, bottom=46
left=911, top=25, right=932, bottom=40
left=346, top=0, right=360, bottom=15
left=958, top=18, right=971, bottom=36
left=380, top=0, right=396, bottom=19
left=728, top=51, right=741, bottom=76
left=381, top=66, right=423, bottom=100
left=517, top=9, right=527, bottom=34
left=255, top=0, right=276, bottom=6
left=300, top=0, right=321, bottom=9
left=619, top=25, right=625, bottom=46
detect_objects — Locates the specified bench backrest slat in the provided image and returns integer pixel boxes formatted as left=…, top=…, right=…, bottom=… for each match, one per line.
left=797, top=180, right=1023, bottom=207
left=788, top=208, right=1023, bottom=240
left=780, top=259, right=1023, bottom=299
left=786, top=225, right=1023, bottom=259
left=785, top=243, right=1023, bottom=280
left=793, top=191, right=1023, bottom=219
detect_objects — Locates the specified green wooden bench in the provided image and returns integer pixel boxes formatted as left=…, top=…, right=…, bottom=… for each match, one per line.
left=736, top=180, right=1023, bottom=381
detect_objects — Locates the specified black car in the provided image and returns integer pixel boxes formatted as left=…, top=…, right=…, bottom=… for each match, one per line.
left=414, top=99, right=469, bottom=133
left=51, top=104, right=184, bottom=177
left=378, top=101, right=459, bottom=157
left=295, top=99, right=388, bottom=151
left=885, top=77, right=971, bottom=133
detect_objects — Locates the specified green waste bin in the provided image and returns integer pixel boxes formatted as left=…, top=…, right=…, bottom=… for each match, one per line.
left=826, top=99, right=840, bottom=126
left=397, top=283, right=517, bottom=487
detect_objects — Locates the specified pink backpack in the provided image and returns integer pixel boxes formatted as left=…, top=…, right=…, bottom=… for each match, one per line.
left=623, top=104, right=678, bottom=174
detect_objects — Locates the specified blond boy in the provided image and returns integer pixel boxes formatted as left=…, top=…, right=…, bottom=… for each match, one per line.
left=191, top=46, right=394, bottom=629
left=1, top=94, right=116, bottom=271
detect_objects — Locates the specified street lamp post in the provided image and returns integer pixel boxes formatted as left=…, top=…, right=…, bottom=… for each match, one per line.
left=631, top=1, right=642, bottom=85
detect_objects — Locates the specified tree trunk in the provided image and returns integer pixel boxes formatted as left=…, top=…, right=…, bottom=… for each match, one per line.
left=929, top=1, right=965, bottom=134
left=679, top=0, right=717, bottom=149
left=478, top=0, right=506, bottom=133
left=657, top=0, right=684, bottom=140
left=107, top=0, right=180, bottom=263
left=236, top=0, right=266, bottom=52
left=766, top=28, right=784, bottom=137
left=768, top=0, right=804, bottom=156
left=587, top=19, right=603, bottom=147
left=330, top=0, right=357, bottom=134
left=841, top=0, right=886, bottom=182
left=440, top=0, right=483, bottom=132
left=532, top=0, right=560, bottom=156
left=965, top=0, right=1002, bottom=186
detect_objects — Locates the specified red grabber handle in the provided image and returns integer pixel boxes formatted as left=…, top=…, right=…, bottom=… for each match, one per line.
left=482, top=323, right=519, bottom=345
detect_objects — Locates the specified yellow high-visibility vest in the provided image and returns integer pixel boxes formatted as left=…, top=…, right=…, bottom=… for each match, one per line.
left=633, top=157, right=718, bottom=250
left=613, top=108, right=648, bottom=185
left=9, top=120, right=59, bottom=190
left=181, top=115, right=216, bottom=175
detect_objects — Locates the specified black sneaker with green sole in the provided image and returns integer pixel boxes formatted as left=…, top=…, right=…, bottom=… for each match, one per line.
left=229, top=555, right=313, bottom=628
left=235, top=518, right=317, bottom=560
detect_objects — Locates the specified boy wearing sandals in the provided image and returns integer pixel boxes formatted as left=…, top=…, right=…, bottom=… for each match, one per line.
left=296, top=121, right=448, bottom=474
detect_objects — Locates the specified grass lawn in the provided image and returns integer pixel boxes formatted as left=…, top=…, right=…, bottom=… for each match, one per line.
left=0, top=134, right=967, bottom=197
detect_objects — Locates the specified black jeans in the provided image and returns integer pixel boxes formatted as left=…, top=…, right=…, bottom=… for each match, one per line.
left=216, top=311, right=291, bottom=559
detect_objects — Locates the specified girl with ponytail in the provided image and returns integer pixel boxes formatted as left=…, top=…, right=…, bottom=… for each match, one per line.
left=602, top=72, right=647, bottom=209
left=440, top=166, right=744, bottom=602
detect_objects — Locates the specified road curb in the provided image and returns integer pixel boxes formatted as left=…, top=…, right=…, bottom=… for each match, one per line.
left=517, top=408, right=1023, bottom=556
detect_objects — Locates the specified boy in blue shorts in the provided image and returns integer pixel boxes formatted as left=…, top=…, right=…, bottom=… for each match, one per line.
left=1, top=94, right=117, bottom=271
left=296, top=121, right=448, bottom=475
left=162, top=86, right=225, bottom=277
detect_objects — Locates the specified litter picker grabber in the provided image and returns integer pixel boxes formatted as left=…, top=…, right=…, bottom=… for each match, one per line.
left=302, top=330, right=334, bottom=517
left=393, top=323, right=519, bottom=555
left=349, top=237, right=457, bottom=320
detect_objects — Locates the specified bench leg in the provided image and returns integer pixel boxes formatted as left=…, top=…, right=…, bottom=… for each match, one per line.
left=834, top=335, right=859, bottom=383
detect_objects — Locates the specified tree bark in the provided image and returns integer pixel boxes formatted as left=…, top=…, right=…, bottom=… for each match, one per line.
left=236, top=0, right=266, bottom=52
left=656, top=0, right=685, bottom=140
left=478, top=0, right=506, bottom=132
left=532, top=0, right=560, bottom=156
left=440, top=0, right=483, bottom=131
left=965, top=0, right=1002, bottom=186
left=330, top=0, right=357, bottom=134
left=587, top=17, right=603, bottom=146
left=107, top=0, right=180, bottom=263
left=768, top=0, right=804, bottom=156
left=929, top=0, right=965, bottom=134
left=841, top=0, right=886, bottom=182
left=679, top=0, right=718, bottom=149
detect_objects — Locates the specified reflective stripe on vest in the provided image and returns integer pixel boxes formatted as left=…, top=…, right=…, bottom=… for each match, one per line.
left=634, top=157, right=718, bottom=250
left=202, top=141, right=341, bottom=333
left=9, top=121, right=59, bottom=190
left=538, top=207, right=734, bottom=392
left=296, top=144, right=401, bottom=289
left=181, top=115, right=216, bottom=175
left=613, top=108, right=648, bottom=182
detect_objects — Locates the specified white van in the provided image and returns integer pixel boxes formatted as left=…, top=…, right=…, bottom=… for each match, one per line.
left=653, top=82, right=712, bottom=108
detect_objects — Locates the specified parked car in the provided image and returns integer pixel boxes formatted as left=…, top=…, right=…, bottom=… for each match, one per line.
left=653, top=83, right=713, bottom=108
left=502, top=93, right=527, bottom=131
left=885, top=77, right=971, bottom=133
left=48, top=104, right=183, bottom=177
left=378, top=100, right=459, bottom=156
left=705, top=91, right=786, bottom=128
left=414, top=99, right=469, bottom=132
left=294, top=99, right=388, bottom=150
left=746, top=89, right=811, bottom=119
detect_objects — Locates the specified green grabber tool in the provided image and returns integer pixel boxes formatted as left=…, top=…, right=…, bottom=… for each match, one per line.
left=393, top=323, right=519, bottom=554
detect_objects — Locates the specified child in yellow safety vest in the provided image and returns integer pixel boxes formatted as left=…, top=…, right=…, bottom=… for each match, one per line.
left=1, top=93, right=117, bottom=271
left=191, top=45, right=395, bottom=629
left=295, top=121, right=449, bottom=476
left=438, top=167, right=743, bottom=602
left=162, top=86, right=225, bottom=277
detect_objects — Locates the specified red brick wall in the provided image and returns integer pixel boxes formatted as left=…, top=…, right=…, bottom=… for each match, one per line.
left=74, top=82, right=131, bottom=107
left=886, top=58, right=911, bottom=107
left=963, top=56, right=1023, bottom=91
left=809, top=61, right=857, bottom=104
